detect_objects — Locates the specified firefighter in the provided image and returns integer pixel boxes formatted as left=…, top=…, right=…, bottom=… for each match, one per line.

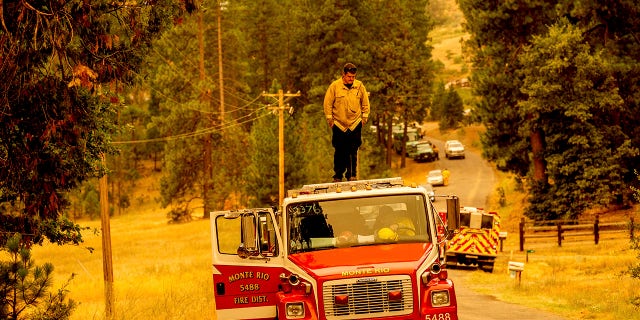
left=442, top=168, right=450, bottom=186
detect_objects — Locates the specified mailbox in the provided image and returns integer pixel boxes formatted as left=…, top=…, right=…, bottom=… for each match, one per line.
left=508, top=261, right=524, bottom=279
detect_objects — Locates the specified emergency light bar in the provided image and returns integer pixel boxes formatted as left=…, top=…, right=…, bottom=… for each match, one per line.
left=287, top=177, right=405, bottom=197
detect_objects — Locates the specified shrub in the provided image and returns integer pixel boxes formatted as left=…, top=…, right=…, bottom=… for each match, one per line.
left=0, top=234, right=76, bottom=319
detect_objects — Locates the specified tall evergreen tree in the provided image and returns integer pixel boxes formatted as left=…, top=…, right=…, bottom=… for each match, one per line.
left=439, top=87, right=464, bottom=130
left=132, top=0, right=437, bottom=208
left=285, top=0, right=379, bottom=182
left=458, top=0, right=556, bottom=176
left=431, top=82, right=447, bottom=120
left=519, top=21, right=632, bottom=219
left=287, top=0, right=434, bottom=172
left=368, top=0, right=435, bottom=168
left=142, top=4, right=260, bottom=216
left=0, top=0, right=187, bottom=245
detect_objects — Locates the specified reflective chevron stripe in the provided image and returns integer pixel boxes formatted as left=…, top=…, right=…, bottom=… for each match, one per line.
left=448, top=208, right=501, bottom=257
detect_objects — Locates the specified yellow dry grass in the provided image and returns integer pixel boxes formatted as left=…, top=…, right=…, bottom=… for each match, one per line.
left=429, top=24, right=470, bottom=83
left=31, top=211, right=215, bottom=320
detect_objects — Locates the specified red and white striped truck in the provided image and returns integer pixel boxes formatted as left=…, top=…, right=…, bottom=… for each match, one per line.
left=442, top=207, right=503, bottom=272
left=210, top=177, right=461, bottom=320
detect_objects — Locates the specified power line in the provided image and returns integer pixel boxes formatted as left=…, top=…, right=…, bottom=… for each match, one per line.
left=112, top=105, right=272, bottom=145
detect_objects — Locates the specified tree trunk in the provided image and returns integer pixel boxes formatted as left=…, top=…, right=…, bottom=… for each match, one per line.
left=530, top=127, right=546, bottom=183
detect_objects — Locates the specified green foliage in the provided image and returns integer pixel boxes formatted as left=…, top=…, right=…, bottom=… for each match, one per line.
left=244, top=110, right=280, bottom=207
left=141, top=0, right=438, bottom=209
left=0, top=234, right=76, bottom=319
left=438, top=87, right=465, bottom=130
left=159, top=135, right=207, bottom=219
left=0, top=0, right=187, bottom=246
left=430, top=82, right=447, bottom=120
left=366, top=0, right=434, bottom=128
left=459, top=0, right=556, bottom=177
left=141, top=5, right=258, bottom=216
left=230, top=0, right=292, bottom=92
left=460, top=0, right=640, bottom=220
left=80, top=182, right=101, bottom=220
left=518, top=20, right=634, bottom=219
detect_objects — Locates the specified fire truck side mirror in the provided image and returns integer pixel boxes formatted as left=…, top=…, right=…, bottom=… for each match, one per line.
left=238, top=213, right=260, bottom=259
left=446, top=196, right=460, bottom=237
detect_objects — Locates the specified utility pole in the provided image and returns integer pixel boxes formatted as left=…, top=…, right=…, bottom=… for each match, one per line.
left=202, top=1, right=225, bottom=219
left=99, top=154, right=114, bottom=319
left=198, top=6, right=214, bottom=219
left=263, top=90, right=300, bottom=207
left=217, top=0, right=225, bottom=121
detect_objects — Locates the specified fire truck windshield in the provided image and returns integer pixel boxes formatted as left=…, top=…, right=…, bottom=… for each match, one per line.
left=287, top=194, right=431, bottom=253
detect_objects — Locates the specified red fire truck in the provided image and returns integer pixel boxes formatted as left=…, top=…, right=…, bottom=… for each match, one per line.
left=210, top=177, right=461, bottom=320
left=443, top=207, right=503, bottom=272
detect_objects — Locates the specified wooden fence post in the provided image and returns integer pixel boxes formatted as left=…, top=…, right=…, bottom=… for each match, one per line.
left=631, top=217, right=635, bottom=240
left=594, top=214, right=600, bottom=245
left=557, top=223, right=563, bottom=247
left=519, top=217, right=525, bottom=252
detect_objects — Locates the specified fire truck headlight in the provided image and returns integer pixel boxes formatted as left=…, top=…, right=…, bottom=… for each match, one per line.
left=431, top=290, right=450, bottom=307
left=285, top=302, right=305, bottom=319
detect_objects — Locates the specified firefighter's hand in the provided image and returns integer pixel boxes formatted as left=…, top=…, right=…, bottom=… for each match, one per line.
left=327, top=118, right=334, bottom=128
left=337, top=231, right=356, bottom=245
left=362, top=117, right=368, bottom=125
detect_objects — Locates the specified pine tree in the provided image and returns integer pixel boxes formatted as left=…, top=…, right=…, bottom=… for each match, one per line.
left=519, top=20, right=630, bottom=219
left=439, top=87, right=464, bottom=130
left=0, top=234, right=76, bottom=320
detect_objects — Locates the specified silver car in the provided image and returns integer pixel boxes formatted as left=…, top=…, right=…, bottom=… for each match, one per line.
left=444, top=140, right=465, bottom=159
left=427, top=170, right=444, bottom=186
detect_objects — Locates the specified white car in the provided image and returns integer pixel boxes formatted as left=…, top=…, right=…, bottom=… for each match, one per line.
left=427, top=170, right=444, bottom=186
left=444, top=140, right=465, bottom=159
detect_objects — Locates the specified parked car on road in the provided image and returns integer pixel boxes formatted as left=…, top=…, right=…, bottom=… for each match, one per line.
left=410, top=142, right=438, bottom=162
left=444, top=140, right=465, bottom=159
left=427, top=169, right=444, bottom=186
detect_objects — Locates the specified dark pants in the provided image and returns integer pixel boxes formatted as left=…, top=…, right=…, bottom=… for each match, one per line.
left=332, top=123, right=362, bottom=180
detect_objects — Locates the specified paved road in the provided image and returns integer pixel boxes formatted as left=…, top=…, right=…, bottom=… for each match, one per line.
left=430, top=139, right=495, bottom=208
left=424, top=137, right=566, bottom=320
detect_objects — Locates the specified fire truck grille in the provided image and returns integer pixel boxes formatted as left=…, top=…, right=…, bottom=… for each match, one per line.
left=322, top=275, right=413, bottom=319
